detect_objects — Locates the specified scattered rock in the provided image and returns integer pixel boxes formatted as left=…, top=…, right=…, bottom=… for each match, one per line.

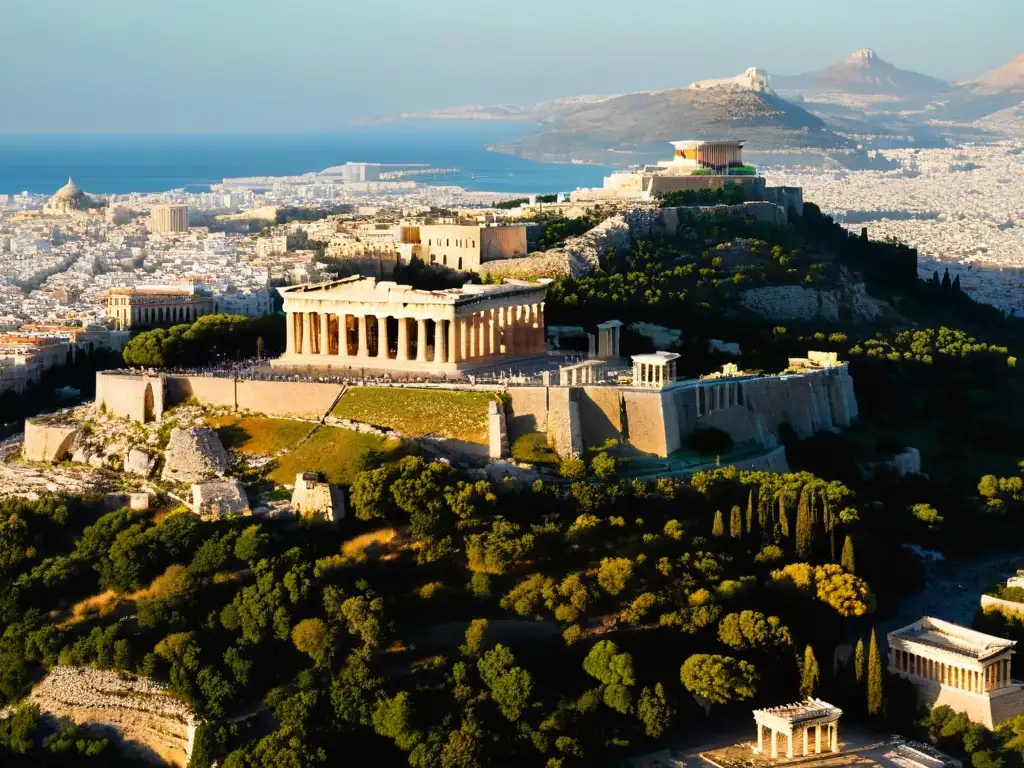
left=191, top=479, right=250, bottom=519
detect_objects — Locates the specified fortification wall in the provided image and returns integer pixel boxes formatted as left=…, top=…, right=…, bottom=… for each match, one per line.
left=547, top=387, right=581, bottom=458
left=96, top=374, right=164, bottom=423
left=165, top=376, right=237, bottom=408
left=235, top=380, right=342, bottom=419
left=579, top=387, right=623, bottom=446
left=24, top=666, right=197, bottom=767
left=695, top=406, right=762, bottom=445
left=622, top=390, right=672, bottom=457
left=732, top=446, right=790, bottom=474
left=507, top=387, right=550, bottom=439
left=23, top=421, right=80, bottom=462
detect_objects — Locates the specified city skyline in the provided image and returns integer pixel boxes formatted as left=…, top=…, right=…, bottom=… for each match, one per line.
left=3, top=0, right=1024, bottom=133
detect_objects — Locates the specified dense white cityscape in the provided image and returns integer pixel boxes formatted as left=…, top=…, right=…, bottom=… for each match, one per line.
left=763, top=140, right=1024, bottom=310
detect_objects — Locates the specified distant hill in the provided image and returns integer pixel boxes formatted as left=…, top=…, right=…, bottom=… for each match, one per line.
left=923, top=50, right=1024, bottom=123
left=489, top=72, right=845, bottom=165
left=772, top=49, right=951, bottom=110
left=959, top=50, right=1024, bottom=93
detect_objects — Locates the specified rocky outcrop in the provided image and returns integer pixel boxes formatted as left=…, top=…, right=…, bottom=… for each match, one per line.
left=162, top=427, right=228, bottom=484
left=0, top=461, right=112, bottom=501
left=740, top=285, right=841, bottom=322
left=23, top=419, right=80, bottom=462
left=191, top=479, right=250, bottom=519
left=22, top=666, right=198, bottom=767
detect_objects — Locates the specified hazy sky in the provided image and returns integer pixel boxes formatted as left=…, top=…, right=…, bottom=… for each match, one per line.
left=3, top=0, right=1023, bottom=132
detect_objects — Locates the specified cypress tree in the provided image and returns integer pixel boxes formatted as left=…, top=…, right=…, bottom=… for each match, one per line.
left=795, top=486, right=814, bottom=559
left=941, top=268, right=952, bottom=292
left=712, top=510, right=725, bottom=538
left=758, top=492, right=772, bottom=545
left=729, top=505, right=743, bottom=539
left=952, top=274, right=962, bottom=294
left=867, top=628, right=883, bottom=716
left=841, top=536, right=856, bottom=573
left=777, top=497, right=790, bottom=541
left=800, top=645, right=820, bottom=698
left=854, top=638, right=865, bottom=684
left=745, top=490, right=755, bottom=535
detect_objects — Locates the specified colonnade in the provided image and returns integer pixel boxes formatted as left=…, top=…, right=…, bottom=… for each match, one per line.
left=285, top=302, right=546, bottom=366
left=755, top=721, right=839, bottom=759
left=696, top=380, right=745, bottom=417
left=891, top=648, right=1011, bottom=693
left=114, top=302, right=205, bottom=329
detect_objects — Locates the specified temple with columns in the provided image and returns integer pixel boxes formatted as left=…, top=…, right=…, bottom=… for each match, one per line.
left=271, top=276, right=548, bottom=374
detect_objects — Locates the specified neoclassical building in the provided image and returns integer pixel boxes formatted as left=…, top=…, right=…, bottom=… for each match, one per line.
left=106, top=286, right=215, bottom=330
left=889, top=617, right=1024, bottom=728
left=272, top=276, right=548, bottom=374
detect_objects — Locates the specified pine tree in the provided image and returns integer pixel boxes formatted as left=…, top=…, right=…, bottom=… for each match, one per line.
left=745, top=490, right=755, bottom=536
left=841, top=536, right=856, bottom=573
left=800, top=645, right=820, bottom=698
left=729, top=505, right=743, bottom=539
left=867, top=628, right=883, bottom=716
left=854, top=638, right=865, bottom=684
left=712, top=510, right=725, bottom=538
left=795, top=486, right=814, bottom=558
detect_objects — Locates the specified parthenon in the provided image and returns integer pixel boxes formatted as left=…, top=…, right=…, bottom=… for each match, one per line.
left=272, top=276, right=548, bottom=374
left=889, top=617, right=1024, bottom=728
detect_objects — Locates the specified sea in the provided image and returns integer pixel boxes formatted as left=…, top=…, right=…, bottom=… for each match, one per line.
left=0, top=122, right=612, bottom=197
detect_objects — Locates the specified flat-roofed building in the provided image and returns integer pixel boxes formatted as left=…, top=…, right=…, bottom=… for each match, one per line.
left=150, top=204, right=189, bottom=234
left=889, top=617, right=1024, bottom=728
left=272, top=275, right=547, bottom=375
left=407, top=224, right=527, bottom=272
left=106, top=285, right=215, bottom=330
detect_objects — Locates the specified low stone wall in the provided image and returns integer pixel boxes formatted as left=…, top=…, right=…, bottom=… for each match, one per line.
left=981, top=594, right=1024, bottom=619
left=23, top=420, right=80, bottom=462
left=23, top=666, right=198, bottom=767
left=96, top=373, right=343, bottom=423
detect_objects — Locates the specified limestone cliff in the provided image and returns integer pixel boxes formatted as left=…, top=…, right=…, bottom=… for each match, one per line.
left=21, top=666, right=197, bottom=767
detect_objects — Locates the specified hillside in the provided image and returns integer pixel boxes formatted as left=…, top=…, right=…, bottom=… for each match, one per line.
left=925, top=49, right=1024, bottom=122
left=772, top=49, right=951, bottom=110
left=490, top=81, right=845, bottom=165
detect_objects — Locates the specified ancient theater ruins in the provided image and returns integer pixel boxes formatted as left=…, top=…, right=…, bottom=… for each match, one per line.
left=273, top=276, right=548, bottom=375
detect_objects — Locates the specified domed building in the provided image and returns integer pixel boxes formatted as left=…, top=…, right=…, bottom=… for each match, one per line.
left=43, top=177, right=97, bottom=215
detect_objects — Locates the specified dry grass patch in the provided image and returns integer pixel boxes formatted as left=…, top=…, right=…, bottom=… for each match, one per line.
left=316, top=527, right=408, bottom=574
left=210, top=416, right=314, bottom=455
left=268, top=426, right=395, bottom=486
left=332, top=387, right=496, bottom=444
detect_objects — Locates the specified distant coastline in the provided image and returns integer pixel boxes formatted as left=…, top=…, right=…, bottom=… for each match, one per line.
left=0, top=124, right=612, bottom=197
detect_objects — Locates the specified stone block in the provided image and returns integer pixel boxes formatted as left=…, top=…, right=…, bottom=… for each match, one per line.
left=191, top=479, right=250, bottom=519
left=488, top=401, right=509, bottom=460
left=125, top=448, right=155, bottom=478
left=290, top=473, right=344, bottom=522
left=23, top=419, right=80, bottom=463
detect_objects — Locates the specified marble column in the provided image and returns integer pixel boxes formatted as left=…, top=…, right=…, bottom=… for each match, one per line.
left=458, top=317, right=469, bottom=361
left=831, top=722, right=838, bottom=753
left=478, top=312, right=487, bottom=356
left=786, top=731, right=794, bottom=759
left=378, top=315, right=390, bottom=359
left=815, top=724, right=822, bottom=754
left=434, top=319, right=446, bottom=363
left=416, top=319, right=428, bottom=362
left=397, top=318, right=410, bottom=361
left=286, top=311, right=296, bottom=354
left=803, top=726, right=809, bottom=756
left=488, top=310, right=496, bottom=357
left=468, top=315, right=478, bottom=358
left=757, top=724, right=763, bottom=754
left=448, top=316, right=460, bottom=363
left=319, top=312, right=330, bottom=357
left=770, top=728, right=777, bottom=759
left=305, top=312, right=316, bottom=355
left=357, top=315, right=369, bottom=358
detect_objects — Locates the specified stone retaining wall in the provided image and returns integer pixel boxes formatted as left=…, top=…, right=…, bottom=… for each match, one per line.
left=981, top=594, right=1024, bottom=619
left=23, top=420, right=80, bottom=462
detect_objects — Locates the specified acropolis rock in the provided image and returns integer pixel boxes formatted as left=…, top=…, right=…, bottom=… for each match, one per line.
left=161, top=427, right=228, bottom=484
left=20, top=666, right=198, bottom=767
